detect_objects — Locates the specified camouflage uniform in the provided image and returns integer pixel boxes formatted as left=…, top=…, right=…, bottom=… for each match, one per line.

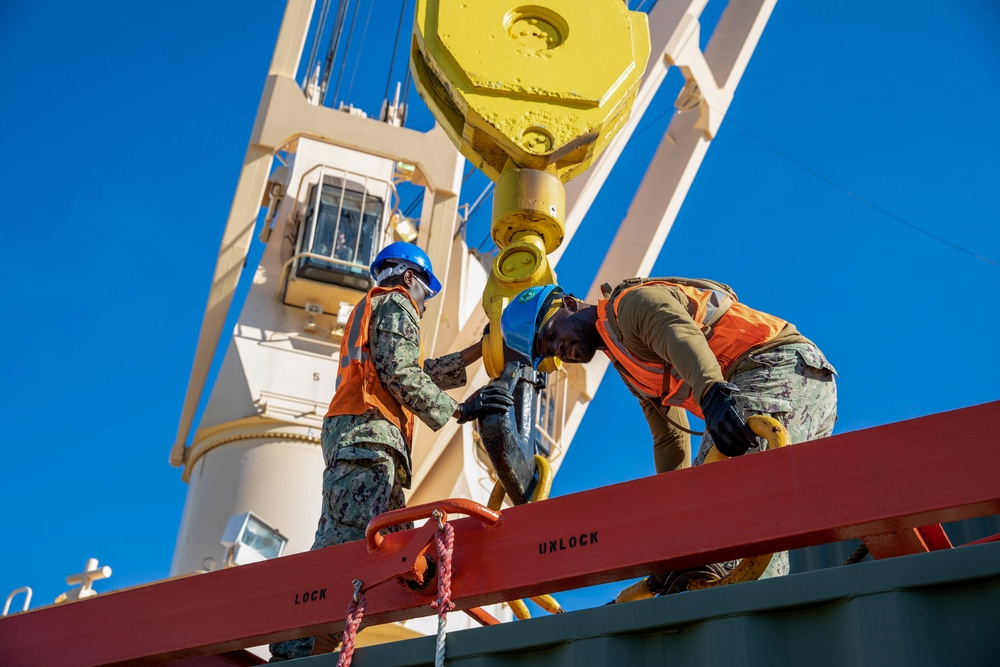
left=270, top=292, right=467, bottom=661
left=692, top=342, right=838, bottom=579
left=608, top=284, right=838, bottom=590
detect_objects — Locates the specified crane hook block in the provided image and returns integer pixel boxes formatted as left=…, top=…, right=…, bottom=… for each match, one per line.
left=412, top=0, right=650, bottom=182
left=412, top=0, right=650, bottom=376
left=477, top=362, right=547, bottom=505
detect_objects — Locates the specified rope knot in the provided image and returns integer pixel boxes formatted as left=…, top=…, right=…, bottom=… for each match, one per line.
left=431, top=520, right=456, bottom=612
left=431, top=515, right=456, bottom=667
left=336, top=580, right=366, bottom=667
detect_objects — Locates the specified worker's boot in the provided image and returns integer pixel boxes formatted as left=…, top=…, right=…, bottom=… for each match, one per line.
left=269, top=637, right=315, bottom=662
left=648, top=561, right=735, bottom=595
left=311, top=632, right=344, bottom=655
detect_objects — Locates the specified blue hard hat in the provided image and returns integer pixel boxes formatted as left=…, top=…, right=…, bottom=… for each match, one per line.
left=500, top=284, right=564, bottom=368
left=370, top=241, right=442, bottom=297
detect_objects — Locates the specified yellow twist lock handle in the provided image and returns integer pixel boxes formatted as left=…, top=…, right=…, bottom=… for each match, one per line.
left=614, top=578, right=656, bottom=604
left=701, top=414, right=789, bottom=464
left=494, top=456, right=562, bottom=620
left=614, top=415, right=791, bottom=601
left=688, top=415, right=789, bottom=590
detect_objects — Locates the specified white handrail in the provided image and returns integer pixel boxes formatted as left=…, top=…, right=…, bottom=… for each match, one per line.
left=3, top=587, right=32, bottom=616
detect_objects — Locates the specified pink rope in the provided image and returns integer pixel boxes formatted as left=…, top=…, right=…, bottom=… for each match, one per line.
left=337, top=587, right=366, bottom=667
left=431, top=521, right=456, bottom=616
left=430, top=520, right=456, bottom=667
left=338, top=521, right=455, bottom=667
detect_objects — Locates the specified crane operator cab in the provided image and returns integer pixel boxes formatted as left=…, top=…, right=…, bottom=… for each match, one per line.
left=292, top=171, right=384, bottom=291
left=269, top=138, right=411, bottom=334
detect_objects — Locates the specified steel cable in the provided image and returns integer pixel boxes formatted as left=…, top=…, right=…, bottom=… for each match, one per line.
left=331, top=0, right=363, bottom=106
left=320, top=0, right=351, bottom=103
left=345, top=0, right=375, bottom=103
left=382, top=0, right=408, bottom=111
left=304, top=0, right=333, bottom=90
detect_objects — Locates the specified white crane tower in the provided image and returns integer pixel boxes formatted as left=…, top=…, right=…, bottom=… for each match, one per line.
left=167, top=0, right=776, bottom=645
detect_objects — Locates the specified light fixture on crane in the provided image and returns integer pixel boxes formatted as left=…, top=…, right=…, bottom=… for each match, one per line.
left=390, top=212, right=419, bottom=243
left=220, top=512, right=288, bottom=567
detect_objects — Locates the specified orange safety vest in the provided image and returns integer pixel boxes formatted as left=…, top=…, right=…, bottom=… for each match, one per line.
left=325, top=286, right=424, bottom=448
left=596, top=280, right=787, bottom=419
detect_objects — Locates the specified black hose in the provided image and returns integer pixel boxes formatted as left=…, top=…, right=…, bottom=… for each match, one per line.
left=844, top=542, right=870, bottom=565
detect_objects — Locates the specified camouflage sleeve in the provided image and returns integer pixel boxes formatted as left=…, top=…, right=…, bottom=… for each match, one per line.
left=423, top=352, right=467, bottom=390
left=371, top=293, right=458, bottom=430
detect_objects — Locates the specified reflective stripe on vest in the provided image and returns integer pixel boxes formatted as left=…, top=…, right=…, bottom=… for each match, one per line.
left=336, top=300, right=368, bottom=390
left=596, top=281, right=787, bottom=419
left=326, top=286, right=423, bottom=448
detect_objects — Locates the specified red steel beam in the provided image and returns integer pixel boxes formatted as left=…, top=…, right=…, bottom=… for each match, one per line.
left=2, top=401, right=999, bottom=666
left=864, top=523, right=954, bottom=559
left=864, top=528, right=931, bottom=558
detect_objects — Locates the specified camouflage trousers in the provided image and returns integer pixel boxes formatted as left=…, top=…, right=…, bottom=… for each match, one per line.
left=691, top=342, right=838, bottom=582
left=270, top=417, right=413, bottom=661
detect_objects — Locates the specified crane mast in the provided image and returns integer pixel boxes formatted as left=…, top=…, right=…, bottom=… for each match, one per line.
left=5, top=2, right=1000, bottom=666
left=162, top=0, right=776, bottom=651
left=159, top=0, right=779, bottom=629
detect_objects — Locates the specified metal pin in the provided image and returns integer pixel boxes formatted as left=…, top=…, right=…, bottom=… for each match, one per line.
left=352, top=579, right=363, bottom=602
left=432, top=509, right=445, bottom=530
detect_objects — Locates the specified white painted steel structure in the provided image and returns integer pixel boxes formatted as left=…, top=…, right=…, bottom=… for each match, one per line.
left=168, top=0, right=776, bottom=648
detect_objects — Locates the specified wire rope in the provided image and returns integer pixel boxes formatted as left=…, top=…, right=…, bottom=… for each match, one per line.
left=400, top=164, right=476, bottom=220
left=401, top=60, right=413, bottom=116
left=345, top=0, right=376, bottom=103
left=458, top=182, right=495, bottom=231
left=331, top=0, right=363, bottom=106
left=320, top=0, right=351, bottom=104
left=398, top=51, right=413, bottom=125
left=732, top=121, right=999, bottom=269
left=631, top=107, right=998, bottom=269
left=403, top=193, right=424, bottom=218
left=304, top=0, right=333, bottom=90
left=454, top=176, right=493, bottom=239
left=382, top=0, right=409, bottom=111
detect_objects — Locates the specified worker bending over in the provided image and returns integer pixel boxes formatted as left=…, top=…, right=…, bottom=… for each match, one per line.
left=500, top=277, right=837, bottom=587
left=270, top=242, right=513, bottom=662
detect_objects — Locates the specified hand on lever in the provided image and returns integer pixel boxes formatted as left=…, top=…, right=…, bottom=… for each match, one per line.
left=457, top=383, right=515, bottom=424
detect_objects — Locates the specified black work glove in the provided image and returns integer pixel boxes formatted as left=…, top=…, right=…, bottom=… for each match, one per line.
left=701, top=382, right=758, bottom=457
left=457, top=383, right=514, bottom=424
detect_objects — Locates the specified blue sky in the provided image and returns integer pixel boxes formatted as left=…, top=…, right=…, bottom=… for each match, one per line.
left=1, top=0, right=998, bottom=625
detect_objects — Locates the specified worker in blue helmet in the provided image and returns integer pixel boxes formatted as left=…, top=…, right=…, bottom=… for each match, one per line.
left=270, top=241, right=512, bottom=661
left=369, top=241, right=443, bottom=316
left=500, top=283, right=569, bottom=368
left=501, top=278, right=837, bottom=593
left=501, top=279, right=836, bottom=466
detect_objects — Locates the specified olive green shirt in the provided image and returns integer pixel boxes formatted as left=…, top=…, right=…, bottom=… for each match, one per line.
left=612, top=283, right=807, bottom=473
